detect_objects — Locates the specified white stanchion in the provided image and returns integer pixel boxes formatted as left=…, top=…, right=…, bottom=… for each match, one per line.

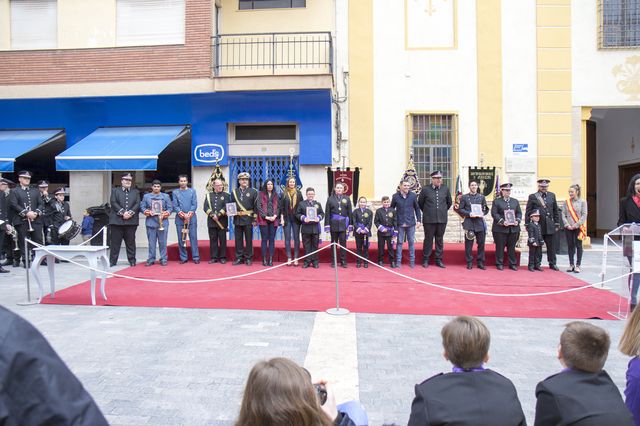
left=326, top=243, right=350, bottom=316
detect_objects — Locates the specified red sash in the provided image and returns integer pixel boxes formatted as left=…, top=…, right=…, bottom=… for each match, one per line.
left=566, top=199, right=586, bottom=241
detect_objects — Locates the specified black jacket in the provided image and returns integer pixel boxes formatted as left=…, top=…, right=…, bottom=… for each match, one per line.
left=230, top=187, right=258, bottom=226
left=374, top=207, right=397, bottom=237
left=203, top=191, right=231, bottom=229
left=109, top=187, right=140, bottom=226
left=50, top=201, right=71, bottom=227
left=391, top=191, right=421, bottom=226
left=527, top=221, right=545, bottom=247
left=9, top=186, right=44, bottom=226
left=0, top=191, right=7, bottom=222
left=408, top=369, right=526, bottom=426
left=0, top=306, right=108, bottom=425
left=352, top=208, right=373, bottom=236
left=619, top=196, right=640, bottom=226
left=525, top=191, right=560, bottom=235
left=295, top=199, right=324, bottom=234
left=534, top=369, right=633, bottom=426
left=40, top=193, right=56, bottom=228
left=459, top=192, right=489, bottom=232
left=491, top=197, right=522, bottom=234
left=325, top=195, right=353, bottom=232
left=418, top=185, right=452, bottom=224
left=280, top=189, right=303, bottom=222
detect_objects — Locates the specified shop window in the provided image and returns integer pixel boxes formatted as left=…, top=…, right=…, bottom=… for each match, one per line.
left=116, top=0, right=185, bottom=47
left=599, top=0, right=640, bottom=48
left=409, top=114, right=456, bottom=191
left=239, top=0, right=305, bottom=10
left=10, top=0, right=57, bottom=50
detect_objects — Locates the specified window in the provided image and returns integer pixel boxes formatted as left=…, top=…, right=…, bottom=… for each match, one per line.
left=10, top=0, right=57, bottom=50
left=116, top=0, right=185, bottom=47
left=599, top=0, right=640, bottom=48
left=235, top=125, right=296, bottom=141
left=239, top=0, right=305, bottom=10
left=409, top=114, right=456, bottom=190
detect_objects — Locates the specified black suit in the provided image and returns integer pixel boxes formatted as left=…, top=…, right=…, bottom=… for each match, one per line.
left=295, top=199, right=324, bottom=266
left=418, top=185, right=452, bottom=265
left=203, top=191, right=230, bottom=261
left=50, top=200, right=72, bottom=245
left=353, top=208, right=373, bottom=263
left=109, top=187, right=140, bottom=266
left=325, top=195, right=353, bottom=265
left=0, top=191, right=7, bottom=262
left=534, top=369, right=633, bottom=426
left=374, top=207, right=397, bottom=264
left=230, top=187, right=258, bottom=261
left=458, top=192, right=489, bottom=265
left=40, top=193, right=55, bottom=243
left=408, top=370, right=526, bottom=426
left=9, top=186, right=44, bottom=263
left=491, top=197, right=522, bottom=268
left=525, top=191, right=560, bottom=267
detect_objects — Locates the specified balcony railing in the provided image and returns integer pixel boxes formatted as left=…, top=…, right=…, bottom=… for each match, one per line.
left=212, top=32, right=333, bottom=76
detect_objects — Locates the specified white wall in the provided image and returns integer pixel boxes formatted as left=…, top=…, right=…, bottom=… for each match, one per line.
left=594, top=108, right=640, bottom=230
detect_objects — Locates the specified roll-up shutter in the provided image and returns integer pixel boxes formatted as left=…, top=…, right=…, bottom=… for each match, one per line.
left=10, top=0, right=57, bottom=50
left=116, top=0, right=185, bottom=47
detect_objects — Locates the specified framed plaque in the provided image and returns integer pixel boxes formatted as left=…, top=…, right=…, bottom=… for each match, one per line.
left=226, top=203, right=238, bottom=217
left=150, top=200, right=163, bottom=216
left=470, top=204, right=483, bottom=218
left=306, top=206, right=318, bottom=221
left=504, top=209, right=517, bottom=226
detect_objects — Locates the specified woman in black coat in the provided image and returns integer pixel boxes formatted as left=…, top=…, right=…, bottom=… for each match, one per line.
left=618, top=173, right=640, bottom=311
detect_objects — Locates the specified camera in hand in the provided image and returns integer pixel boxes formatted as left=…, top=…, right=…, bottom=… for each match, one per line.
left=314, top=383, right=327, bottom=405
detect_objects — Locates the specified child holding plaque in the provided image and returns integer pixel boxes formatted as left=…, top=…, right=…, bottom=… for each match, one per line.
left=296, top=187, right=324, bottom=269
left=353, top=197, right=373, bottom=268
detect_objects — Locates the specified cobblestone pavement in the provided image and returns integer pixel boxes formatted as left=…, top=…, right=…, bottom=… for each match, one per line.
left=0, top=243, right=633, bottom=425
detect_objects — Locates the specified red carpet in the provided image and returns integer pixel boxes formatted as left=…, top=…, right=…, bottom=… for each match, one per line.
left=41, top=258, right=621, bottom=319
left=167, top=241, right=521, bottom=265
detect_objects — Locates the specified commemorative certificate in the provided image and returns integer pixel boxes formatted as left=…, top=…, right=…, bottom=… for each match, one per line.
left=306, top=206, right=318, bottom=221
left=470, top=204, right=483, bottom=217
left=226, top=203, right=238, bottom=217
left=150, top=200, right=163, bottom=216
left=504, top=209, right=517, bottom=225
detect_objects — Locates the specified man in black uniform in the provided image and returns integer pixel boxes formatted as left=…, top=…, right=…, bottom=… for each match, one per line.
left=525, top=178, right=561, bottom=270
left=325, top=182, right=353, bottom=268
left=458, top=180, right=489, bottom=269
left=491, top=183, right=522, bottom=271
left=0, top=178, right=10, bottom=273
left=38, top=180, right=55, bottom=244
left=9, top=171, right=44, bottom=267
left=109, top=172, right=140, bottom=267
left=231, top=172, right=258, bottom=266
left=296, top=187, right=324, bottom=268
left=418, top=170, right=452, bottom=268
left=204, top=178, right=230, bottom=264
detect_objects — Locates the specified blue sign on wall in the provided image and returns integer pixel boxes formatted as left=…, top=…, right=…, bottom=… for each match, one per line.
left=0, top=89, right=332, bottom=167
left=512, top=143, right=529, bottom=153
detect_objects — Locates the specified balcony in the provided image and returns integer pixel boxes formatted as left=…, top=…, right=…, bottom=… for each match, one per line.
left=212, top=32, right=333, bottom=77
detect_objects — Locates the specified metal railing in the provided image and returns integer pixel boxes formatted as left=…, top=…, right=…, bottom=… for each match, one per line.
left=212, top=31, right=333, bottom=76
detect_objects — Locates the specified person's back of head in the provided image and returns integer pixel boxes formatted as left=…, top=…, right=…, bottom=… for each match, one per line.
left=560, top=321, right=610, bottom=373
left=235, top=357, right=333, bottom=426
left=441, top=316, right=490, bottom=369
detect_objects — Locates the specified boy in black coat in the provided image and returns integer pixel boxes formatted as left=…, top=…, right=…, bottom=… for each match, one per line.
left=527, top=210, right=545, bottom=272
left=534, top=321, right=633, bottom=426
left=408, top=316, right=526, bottom=426
left=374, top=196, right=397, bottom=267
left=353, top=196, right=373, bottom=268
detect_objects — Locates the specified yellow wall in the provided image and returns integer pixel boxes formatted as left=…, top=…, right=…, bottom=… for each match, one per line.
left=58, top=0, right=116, bottom=49
left=0, top=0, right=10, bottom=50
left=476, top=0, right=503, bottom=172
left=348, top=0, right=374, bottom=198
left=219, top=0, right=334, bottom=34
left=536, top=0, right=572, bottom=197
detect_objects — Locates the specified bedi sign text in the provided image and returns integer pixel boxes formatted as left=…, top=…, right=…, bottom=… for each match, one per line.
left=194, top=144, right=225, bottom=163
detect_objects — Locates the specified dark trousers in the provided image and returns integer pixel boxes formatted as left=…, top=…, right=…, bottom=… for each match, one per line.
left=0, top=230, right=4, bottom=261
left=423, top=223, right=446, bottom=264
left=109, top=224, right=137, bottom=265
left=493, top=232, right=519, bottom=267
left=302, top=233, right=320, bottom=265
left=52, top=226, right=70, bottom=246
left=234, top=224, right=253, bottom=261
left=259, top=224, right=277, bottom=259
left=377, top=234, right=395, bottom=264
left=208, top=226, right=227, bottom=260
left=565, top=229, right=583, bottom=266
left=464, top=231, right=486, bottom=264
left=528, top=244, right=541, bottom=268
left=538, top=233, right=557, bottom=266
left=330, top=230, right=347, bottom=264
left=354, top=234, right=369, bottom=262
left=16, top=222, right=44, bottom=263
left=2, top=229, right=14, bottom=261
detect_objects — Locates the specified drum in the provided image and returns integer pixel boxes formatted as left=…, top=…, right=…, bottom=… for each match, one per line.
left=57, top=220, right=81, bottom=241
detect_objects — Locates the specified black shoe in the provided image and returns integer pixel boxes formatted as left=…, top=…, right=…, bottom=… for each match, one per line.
left=194, top=259, right=200, bottom=264
left=180, top=260, right=188, bottom=264
left=467, top=263, right=472, bottom=270
left=109, top=263, right=117, bottom=268
left=208, top=259, right=217, bottom=264
left=356, top=262, right=361, bottom=269
left=435, top=261, right=446, bottom=268
left=313, top=262, right=319, bottom=269
left=528, top=266, right=535, bottom=272
left=341, top=262, right=347, bottom=268
left=496, top=265, right=504, bottom=271
left=535, top=266, right=544, bottom=271
left=422, top=262, right=429, bottom=268
left=0, top=266, right=9, bottom=273
left=509, top=265, right=518, bottom=271
left=302, top=262, right=310, bottom=268
left=550, top=264, right=559, bottom=271
left=233, top=259, right=243, bottom=265
left=477, top=263, right=486, bottom=270
left=160, top=260, right=167, bottom=266
left=363, top=262, right=368, bottom=269
left=219, top=259, right=227, bottom=264
left=12, top=259, right=20, bottom=268
left=262, top=258, right=267, bottom=266
left=246, top=259, right=252, bottom=266
left=268, top=257, right=273, bottom=266
left=145, top=260, right=154, bottom=266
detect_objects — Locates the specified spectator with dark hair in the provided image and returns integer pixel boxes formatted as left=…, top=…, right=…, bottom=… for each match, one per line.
left=619, top=173, right=640, bottom=311
left=620, top=307, right=640, bottom=425
left=408, top=316, right=525, bottom=426
left=535, top=321, right=633, bottom=425
left=0, top=305, right=108, bottom=425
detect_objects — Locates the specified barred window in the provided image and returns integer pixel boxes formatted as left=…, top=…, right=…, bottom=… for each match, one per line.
left=409, top=114, right=456, bottom=191
left=239, top=0, right=305, bottom=10
left=599, top=0, right=640, bottom=48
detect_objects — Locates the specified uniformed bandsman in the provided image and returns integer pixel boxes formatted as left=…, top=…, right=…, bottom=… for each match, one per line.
left=296, top=187, right=324, bottom=269
left=50, top=187, right=72, bottom=246
left=203, top=178, right=230, bottom=264
left=458, top=180, right=489, bottom=270
left=0, top=178, right=10, bottom=273
left=141, top=180, right=172, bottom=266
left=491, top=183, right=522, bottom=271
left=231, top=172, right=258, bottom=266
left=0, top=178, right=16, bottom=268
left=38, top=180, right=55, bottom=244
left=173, top=174, right=200, bottom=264
left=109, top=172, right=140, bottom=267
left=374, top=195, right=398, bottom=268
left=325, top=182, right=353, bottom=268
left=418, top=170, right=453, bottom=268
left=525, top=178, right=561, bottom=271
left=8, top=171, right=44, bottom=267
left=353, top=196, right=373, bottom=268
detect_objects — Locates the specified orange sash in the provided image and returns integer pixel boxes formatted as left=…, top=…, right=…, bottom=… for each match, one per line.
left=566, top=199, right=586, bottom=241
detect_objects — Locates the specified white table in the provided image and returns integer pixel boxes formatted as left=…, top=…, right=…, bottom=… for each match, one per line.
left=31, top=245, right=110, bottom=305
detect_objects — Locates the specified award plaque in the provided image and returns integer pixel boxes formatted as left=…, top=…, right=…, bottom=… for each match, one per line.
left=306, top=206, right=318, bottom=221
left=470, top=204, right=483, bottom=218
left=150, top=200, right=163, bottom=216
left=504, top=209, right=517, bottom=225
left=226, top=203, right=238, bottom=217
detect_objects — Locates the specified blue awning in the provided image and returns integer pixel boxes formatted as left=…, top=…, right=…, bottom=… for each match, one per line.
left=0, top=129, right=64, bottom=172
left=55, top=126, right=188, bottom=171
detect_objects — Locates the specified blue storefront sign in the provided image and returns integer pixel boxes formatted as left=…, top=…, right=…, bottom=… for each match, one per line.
left=194, top=143, right=225, bottom=164
left=512, top=143, right=529, bottom=153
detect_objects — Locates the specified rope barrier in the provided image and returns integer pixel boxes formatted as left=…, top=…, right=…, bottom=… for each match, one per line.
left=78, top=226, right=107, bottom=246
